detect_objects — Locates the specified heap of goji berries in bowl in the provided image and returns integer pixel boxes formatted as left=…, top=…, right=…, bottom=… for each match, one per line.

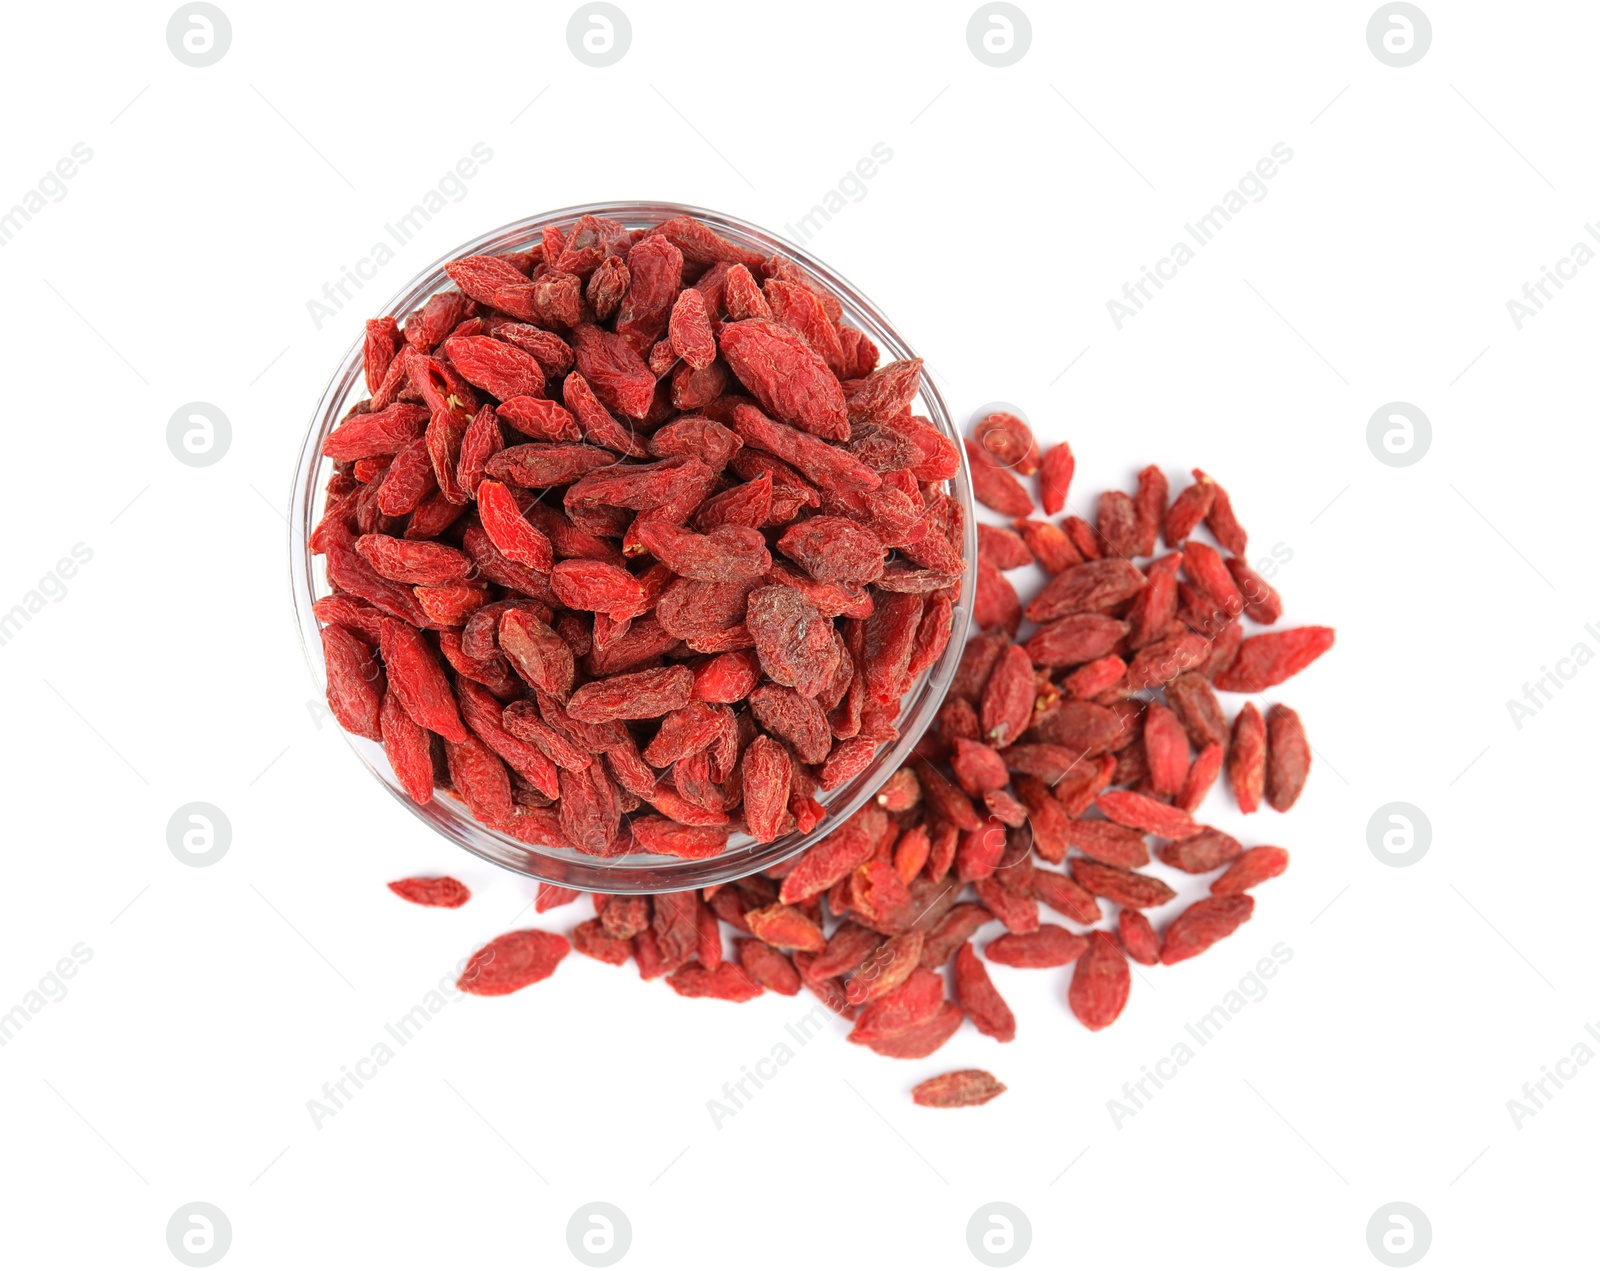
left=293, top=203, right=978, bottom=893
left=388, top=415, right=1335, bottom=1108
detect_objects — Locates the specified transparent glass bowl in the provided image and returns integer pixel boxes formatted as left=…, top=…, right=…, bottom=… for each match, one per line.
left=290, top=201, right=976, bottom=892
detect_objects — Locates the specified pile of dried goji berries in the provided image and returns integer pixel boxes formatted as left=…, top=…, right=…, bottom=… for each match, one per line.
left=312, top=212, right=966, bottom=859
left=389, top=402, right=1334, bottom=1108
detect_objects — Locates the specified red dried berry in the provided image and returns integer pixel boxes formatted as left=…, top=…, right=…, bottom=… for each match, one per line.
left=912, top=1069, right=1007, bottom=1108
left=1038, top=442, right=1075, bottom=515
left=1156, top=827, right=1242, bottom=873
left=321, top=624, right=385, bottom=741
left=964, top=439, right=1035, bottom=517
left=985, top=924, right=1089, bottom=968
left=1069, top=858, right=1177, bottom=909
left=1212, top=627, right=1335, bottom=693
left=378, top=619, right=466, bottom=742
left=954, top=942, right=1016, bottom=1042
left=1227, top=703, right=1266, bottom=814
left=666, top=961, right=764, bottom=1001
left=1163, top=476, right=1216, bottom=546
left=1068, top=931, right=1130, bottom=1029
left=719, top=319, right=850, bottom=441
left=737, top=939, right=801, bottom=995
left=1210, top=846, right=1289, bottom=896
left=1096, top=789, right=1198, bottom=840
left=458, top=929, right=570, bottom=996
left=1026, top=559, right=1146, bottom=624
left=1265, top=705, right=1311, bottom=811
left=387, top=876, right=470, bottom=908
left=971, top=411, right=1039, bottom=474
left=1117, top=909, right=1161, bottom=965
left=1225, top=557, right=1283, bottom=624
left=1160, top=895, right=1255, bottom=964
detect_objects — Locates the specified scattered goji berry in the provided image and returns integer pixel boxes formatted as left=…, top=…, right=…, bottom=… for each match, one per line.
left=353, top=215, right=1336, bottom=1095
left=458, top=929, right=570, bottom=996
left=1038, top=442, right=1075, bottom=515
left=1212, top=627, right=1336, bottom=692
left=912, top=1069, right=1007, bottom=1107
left=1209, top=846, right=1289, bottom=896
left=387, top=876, right=470, bottom=908
left=1117, top=908, right=1161, bottom=965
left=1068, top=931, right=1130, bottom=1029
left=1159, top=895, right=1255, bottom=964
left=1265, top=705, right=1311, bottom=811
left=1227, top=702, right=1266, bottom=814
left=986, top=924, right=1089, bottom=968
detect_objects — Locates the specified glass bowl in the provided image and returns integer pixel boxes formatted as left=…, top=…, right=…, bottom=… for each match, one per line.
left=290, top=201, right=976, bottom=892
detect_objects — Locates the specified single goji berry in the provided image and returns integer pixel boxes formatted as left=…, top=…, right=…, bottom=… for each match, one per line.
left=912, top=1069, right=1006, bottom=1107
left=458, top=929, right=569, bottom=996
left=1068, top=931, right=1130, bottom=1029
left=388, top=876, right=470, bottom=908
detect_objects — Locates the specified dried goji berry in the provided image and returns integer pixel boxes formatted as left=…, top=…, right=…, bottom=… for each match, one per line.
left=1163, top=475, right=1215, bottom=546
left=1117, top=908, right=1161, bottom=965
left=1212, top=627, right=1335, bottom=692
left=458, top=929, right=569, bottom=996
left=971, top=411, right=1039, bottom=474
left=388, top=876, right=470, bottom=908
left=1095, top=788, right=1197, bottom=840
left=1265, top=705, right=1310, bottom=811
left=964, top=439, right=1035, bottom=517
left=985, top=924, right=1088, bottom=968
left=1143, top=702, right=1190, bottom=797
left=1159, top=895, right=1255, bottom=964
left=1227, top=702, right=1266, bottom=814
left=912, top=1069, right=1006, bottom=1107
left=848, top=966, right=945, bottom=1044
left=1225, top=557, right=1282, bottom=625
left=1210, top=846, right=1289, bottom=896
left=1070, top=858, right=1177, bottom=909
left=861, top=1001, right=963, bottom=1058
left=1026, top=558, right=1146, bottom=624
left=666, top=961, right=764, bottom=1001
left=1156, top=826, right=1242, bottom=873
left=976, top=644, right=1031, bottom=748
left=1177, top=741, right=1225, bottom=813
left=1068, top=931, right=1129, bottom=1029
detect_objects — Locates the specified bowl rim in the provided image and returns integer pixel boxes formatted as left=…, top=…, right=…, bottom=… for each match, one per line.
left=290, top=200, right=978, bottom=892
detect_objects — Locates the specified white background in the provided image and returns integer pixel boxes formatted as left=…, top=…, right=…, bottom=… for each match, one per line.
left=1, top=2, right=1594, bottom=1267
